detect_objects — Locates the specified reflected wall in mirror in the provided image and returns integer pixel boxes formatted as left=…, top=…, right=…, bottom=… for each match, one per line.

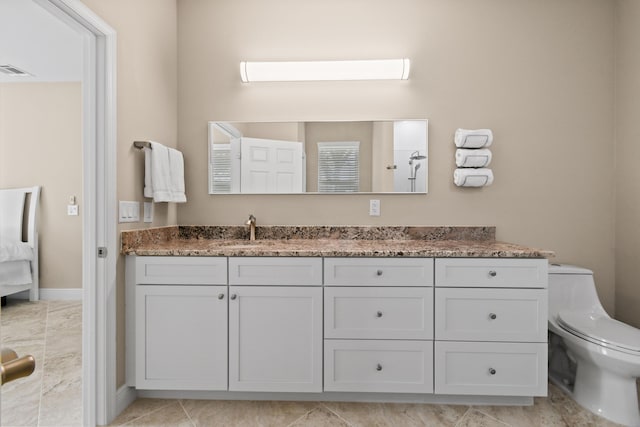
left=208, top=120, right=428, bottom=194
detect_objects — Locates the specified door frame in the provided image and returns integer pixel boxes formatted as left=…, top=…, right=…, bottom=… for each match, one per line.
left=33, top=0, right=117, bottom=425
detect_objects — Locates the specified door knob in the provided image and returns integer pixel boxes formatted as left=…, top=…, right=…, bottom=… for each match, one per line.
left=1, top=348, right=35, bottom=385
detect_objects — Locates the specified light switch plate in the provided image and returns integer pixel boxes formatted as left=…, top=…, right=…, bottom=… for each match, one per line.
left=118, top=201, right=140, bottom=223
left=67, top=205, right=79, bottom=216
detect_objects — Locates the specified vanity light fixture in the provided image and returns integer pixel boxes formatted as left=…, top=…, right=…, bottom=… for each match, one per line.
left=239, top=59, right=410, bottom=82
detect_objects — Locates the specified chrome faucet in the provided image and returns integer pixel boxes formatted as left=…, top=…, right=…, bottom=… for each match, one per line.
left=245, top=214, right=256, bottom=241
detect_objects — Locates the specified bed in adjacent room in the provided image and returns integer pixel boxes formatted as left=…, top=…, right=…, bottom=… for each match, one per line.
left=0, top=186, right=40, bottom=301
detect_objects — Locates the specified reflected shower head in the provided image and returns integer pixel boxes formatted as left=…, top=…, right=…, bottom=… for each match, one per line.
left=409, top=151, right=426, bottom=160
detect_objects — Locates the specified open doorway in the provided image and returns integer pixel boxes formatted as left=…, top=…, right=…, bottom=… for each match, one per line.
left=0, top=0, right=84, bottom=424
left=0, top=0, right=116, bottom=425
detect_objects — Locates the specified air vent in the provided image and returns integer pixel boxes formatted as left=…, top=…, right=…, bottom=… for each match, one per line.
left=0, top=65, right=32, bottom=76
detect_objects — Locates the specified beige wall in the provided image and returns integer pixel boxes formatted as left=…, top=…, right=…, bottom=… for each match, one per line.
left=615, top=0, right=640, bottom=328
left=178, top=0, right=616, bottom=316
left=83, top=0, right=178, bottom=388
left=0, top=82, right=82, bottom=290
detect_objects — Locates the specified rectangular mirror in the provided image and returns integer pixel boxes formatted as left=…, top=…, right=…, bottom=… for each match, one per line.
left=208, top=120, right=428, bottom=194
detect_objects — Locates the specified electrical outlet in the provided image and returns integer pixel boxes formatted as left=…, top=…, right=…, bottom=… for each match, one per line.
left=369, top=199, right=381, bottom=216
left=67, top=205, right=79, bottom=216
left=143, top=202, right=153, bottom=223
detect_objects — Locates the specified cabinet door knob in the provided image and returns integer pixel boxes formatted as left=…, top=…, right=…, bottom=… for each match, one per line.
left=376, top=364, right=383, bottom=371
left=489, top=313, right=497, bottom=320
left=230, top=294, right=237, bottom=300
left=488, top=270, right=497, bottom=277
left=489, top=368, right=496, bottom=375
left=376, top=311, right=383, bottom=318
left=376, top=270, right=383, bottom=276
left=218, top=293, right=225, bottom=300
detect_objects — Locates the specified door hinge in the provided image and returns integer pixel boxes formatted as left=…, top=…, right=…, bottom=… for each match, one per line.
left=97, top=247, right=108, bottom=258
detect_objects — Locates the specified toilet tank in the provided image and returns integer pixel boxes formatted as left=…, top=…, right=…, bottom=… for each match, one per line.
left=548, top=263, right=606, bottom=320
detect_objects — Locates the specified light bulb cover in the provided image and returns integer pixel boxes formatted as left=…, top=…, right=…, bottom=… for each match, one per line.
left=240, top=59, right=410, bottom=82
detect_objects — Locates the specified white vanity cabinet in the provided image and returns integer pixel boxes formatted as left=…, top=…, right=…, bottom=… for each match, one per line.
left=433, top=258, right=549, bottom=397
left=228, top=256, right=323, bottom=393
left=126, top=253, right=549, bottom=404
left=127, top=256, right=228, bottom=390
left=323, top=257, right=434, bottom=393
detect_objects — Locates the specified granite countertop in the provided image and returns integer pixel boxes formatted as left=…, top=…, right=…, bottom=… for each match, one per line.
left=121, top=226, right=554, bottom=258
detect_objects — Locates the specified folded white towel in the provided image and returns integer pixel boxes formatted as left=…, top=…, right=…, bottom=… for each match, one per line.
left=149, top=142, right=173, bottom=202
left=144, top=147, right=153, bottom=198
left=454, top=128, right=493, bottom=148
left=453, top=168, right=494, bottom=187
left=168, top=147, right=187, bottom=203
left=455, top=148, right=492, bottom=168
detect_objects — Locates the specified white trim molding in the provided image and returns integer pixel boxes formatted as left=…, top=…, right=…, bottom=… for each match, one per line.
left=116, top=385, right=138, bottom=418
left=7, top=288, right=83, bottom=301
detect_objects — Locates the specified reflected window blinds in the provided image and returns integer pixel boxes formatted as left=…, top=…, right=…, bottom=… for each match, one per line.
left=317, top=141, right=360, bottom=193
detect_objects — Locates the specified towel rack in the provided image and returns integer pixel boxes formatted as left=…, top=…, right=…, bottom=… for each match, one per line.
left=133, top=140, right=151, bottom=150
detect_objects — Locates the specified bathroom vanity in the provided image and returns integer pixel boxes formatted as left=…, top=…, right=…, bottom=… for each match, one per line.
left=123, top=226, right=552, bottom=405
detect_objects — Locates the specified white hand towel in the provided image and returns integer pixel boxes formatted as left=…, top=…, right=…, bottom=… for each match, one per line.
left=144, top=147, right=153, bottom=198
left=454, top=128, right=493, bottom=148
left=149, top=141, right=173, bottom=202
left=168, top=147, right=187, bottom=203
left=455, top=148, right=492, bottom=168
left=453, top=168, right=494, bottom=187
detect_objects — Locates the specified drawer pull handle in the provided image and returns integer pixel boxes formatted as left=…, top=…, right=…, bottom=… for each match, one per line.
left=218, top=293, right=225, bottom=300
left=230, top=294, right=237, bottom=300
left=488, top=270, right=497, bottom=277
left=376, top=270, right=383, bottom=276
left=489, top=313, right=497, bottom=320
left=489, top=368, right=496, bottom=375
left=376, top=364, right=383, bottom=371
left=376, top=311, right=383, bottom=318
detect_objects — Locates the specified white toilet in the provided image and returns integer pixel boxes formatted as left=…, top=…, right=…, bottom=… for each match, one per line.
left=548, top=264, right=640, bottom=426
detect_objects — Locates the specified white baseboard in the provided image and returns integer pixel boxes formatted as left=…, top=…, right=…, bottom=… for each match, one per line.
left=115, top=385, right=138, bottom=421
left=7, top=288, right=83, bottom=300
left=40, top=288, right=83, bottom=300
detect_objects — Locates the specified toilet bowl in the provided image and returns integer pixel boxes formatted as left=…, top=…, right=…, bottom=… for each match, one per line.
left=548, top=264, right=640, bottom=427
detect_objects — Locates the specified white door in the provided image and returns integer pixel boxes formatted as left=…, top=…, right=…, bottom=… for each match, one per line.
left=240, top=137, right=304, bottom=193
left=228, top=286, right=322, bottom=392
left=135, top=285, right=228, bottom=390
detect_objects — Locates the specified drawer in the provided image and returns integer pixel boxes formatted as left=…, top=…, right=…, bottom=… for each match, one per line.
left=324, top=340, right=433, bottom=393
left=325, top=287, right=433, bottom=339
left=434, top=341, right=547, bottom=396
left=135, top=256, right=227, bottom=285
left=229, top=257, right=322, bottom=286
left=435, top=288, right=547, bottom=342
left=324, top=258, right=433, bottom=287
left=435, top=258, right=548, bottom=288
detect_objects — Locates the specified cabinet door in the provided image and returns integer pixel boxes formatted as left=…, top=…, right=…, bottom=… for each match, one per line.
left=229, top=286, right=322, bottom=392
left=135, top=285, right=228, bottom=390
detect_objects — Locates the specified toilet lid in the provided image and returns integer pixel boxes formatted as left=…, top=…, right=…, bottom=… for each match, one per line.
left=558, top=310, right=640, bottom=353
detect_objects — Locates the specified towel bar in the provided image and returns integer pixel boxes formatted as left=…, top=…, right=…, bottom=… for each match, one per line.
left=133, top=141, right=151, bottom=150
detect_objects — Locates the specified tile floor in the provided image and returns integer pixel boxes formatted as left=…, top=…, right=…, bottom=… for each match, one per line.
left=1, top=299, right=82, bottom=427
left=1, top=299, right=635, bottom=427
left=109, top=381, right=628, bottom=427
